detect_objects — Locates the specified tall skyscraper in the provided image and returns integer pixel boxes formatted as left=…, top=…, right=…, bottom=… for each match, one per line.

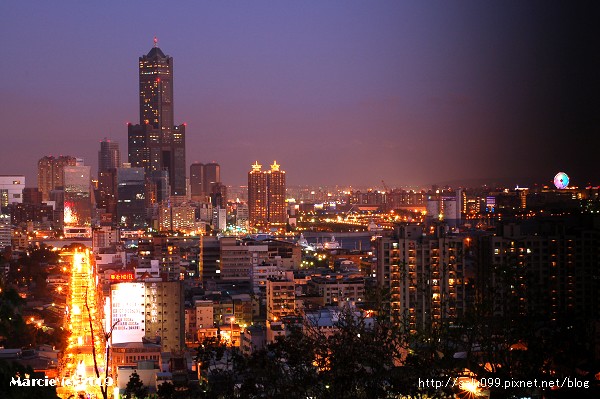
left=97, top=139, right=120, bottom=220
left=248, top=161, right=286, bottom=229
left=204, top=162, right=220, bottom=194
left=98, top=138, right=121, bottom=173
left=190, top=162, right=223, bottom=202
left=190, top=162, right=205, bottom=200
left=37, top=156, right=77, bottom=201
left=248, top=162, right=267, bottom=226
left=267, top=161, right=286, bottom=225
left=128, top=38, right=186, bottom=196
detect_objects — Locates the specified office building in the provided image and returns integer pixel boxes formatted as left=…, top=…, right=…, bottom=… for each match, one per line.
left=189, top=162, right=205, bottom=201
left=248, top=161, right=286, bottom=229
left=211, top=207, right=227, bottom=232
left=98, top=138, right=121, bottom=173
left=116, top=166, right=146, bottom=228
left=204, top=162, right=220, bottom=194
left=0, top=176, right=25, bottom=206
left=97, top=169, right=117, bottom=220
left=37, top=156, right=77, bottom=201
left=63, top=165, right=92, bottom=226
left=235, top=203, right=249, bottom=230
left=8, top=203, right=53, bottom=227
left=127, top=39, right=186, bottom=196
left=219, top=237, right=251, bottom=281
left=190, top=162, right=223, bottom=202
left=0, top=213, right=11, bottom=250
left=23, top=187, right=42, bottom=205
left=210, top=182, right=227, bottom=209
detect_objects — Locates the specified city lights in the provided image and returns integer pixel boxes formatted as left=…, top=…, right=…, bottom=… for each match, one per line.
left=57, top=249, right=106, bottom=398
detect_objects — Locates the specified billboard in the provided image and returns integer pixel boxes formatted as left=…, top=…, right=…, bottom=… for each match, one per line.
left=110, top=283, right=145, bottom=344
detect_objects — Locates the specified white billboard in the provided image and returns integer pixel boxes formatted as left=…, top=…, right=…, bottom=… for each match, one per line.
left=110, top=283, right=145, bottom=344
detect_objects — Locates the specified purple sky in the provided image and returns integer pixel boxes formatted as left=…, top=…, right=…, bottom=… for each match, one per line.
left=1, top=2, right=598, bottom=188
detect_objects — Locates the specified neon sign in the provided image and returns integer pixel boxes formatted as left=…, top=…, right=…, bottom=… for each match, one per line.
left=109, top=272, right=134, bottom=281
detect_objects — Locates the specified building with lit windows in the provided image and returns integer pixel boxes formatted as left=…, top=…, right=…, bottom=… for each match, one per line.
left=266, top=277, right=296, bottom=322
left=116, top=166, right=146, bottom=228
left=376, top=225, right=468, bottom=332
left=478, top=219, right=599, bottom=325
left=158, top=202, right=196, bottom=232
left=248, top=161, right=286, bottom=229
left=109, top=280, right=185, bottom=352
left=236, top=203, right=249, bottom=230
left=98, top=138, right=121, bottom=172
left=63, top=165, right=92, bottom=227
left=37, top=155, right=76, bottom=201
left=219, top=237, right=251, bottom=281
left=189, top=162, right=205, bottom=201
left=0, top=175, right=25, bottom=206
left=97, top=139, right=120, bottom=221
left=308, top=276, right=366, bottom=306
left=0, top=213, right=11, bottom=250
left=128, top=39, right=186, bottom=196
left=204, top=162, right=220, bottom=195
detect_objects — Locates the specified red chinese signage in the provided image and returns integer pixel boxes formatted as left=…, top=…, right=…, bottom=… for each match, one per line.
left=110, top=272, right=135, bottom=281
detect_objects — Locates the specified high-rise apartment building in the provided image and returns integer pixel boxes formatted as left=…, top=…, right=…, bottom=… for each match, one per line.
left=128, top=39, right=186, bottom=196
left=478, top=219, right=599, bottom=325
left=248, top=161, right=286, bottom=228
left=376, top=225, right=469, bottom=333
left=37, top=156, right=77, bottom=201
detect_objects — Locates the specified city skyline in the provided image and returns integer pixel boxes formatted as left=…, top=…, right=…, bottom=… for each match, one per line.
left=1, top=2, right=599, bottom=188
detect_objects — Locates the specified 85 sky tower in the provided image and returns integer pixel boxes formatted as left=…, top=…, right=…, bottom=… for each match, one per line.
left=128, top=38, right=186, bottom=196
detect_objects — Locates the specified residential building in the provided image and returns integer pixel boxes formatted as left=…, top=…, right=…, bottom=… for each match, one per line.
left=248, top=161, right=286, bottom=229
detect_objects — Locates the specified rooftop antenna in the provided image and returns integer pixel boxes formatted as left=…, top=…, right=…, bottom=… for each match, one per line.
left=153, top=36, right=158, bottom=47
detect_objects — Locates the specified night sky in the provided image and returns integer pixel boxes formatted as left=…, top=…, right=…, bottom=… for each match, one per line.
left=1, top=1, right=598, bottom=188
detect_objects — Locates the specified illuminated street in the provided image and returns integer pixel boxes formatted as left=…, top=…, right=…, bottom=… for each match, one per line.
left=57, top=249, right=107, bottom=399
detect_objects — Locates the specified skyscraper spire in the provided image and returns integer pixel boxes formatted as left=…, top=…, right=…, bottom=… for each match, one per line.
left=128, top=42, right=187, bottom=196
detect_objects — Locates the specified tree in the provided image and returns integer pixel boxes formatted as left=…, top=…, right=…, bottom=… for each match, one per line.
left=124, top=371, right=148, bottom=399
left=0, top=288, right=34, bottom=348
left=0, top=359, right=59, bottom=399
left=156, top=381, right=175, bottom=399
